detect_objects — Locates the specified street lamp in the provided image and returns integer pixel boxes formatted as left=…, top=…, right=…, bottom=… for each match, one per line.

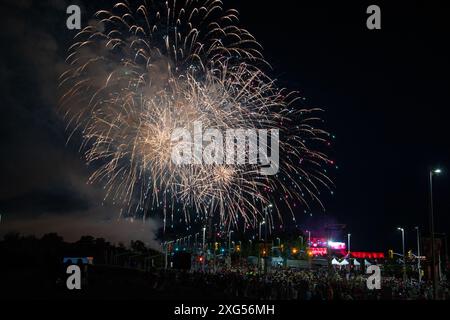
left=306, top=230, right=311, bottom=246
left=298, top=236, right=303, bottom=249
left=347, top=233, right=351, bottom=254
left=202, top=227, right=207, bottom=272
left=202, top=227, right=206, bottom=251
left=429, top=167, right=442, bottom=299
left=264, top=204, right=272, bottom=243
left=415, top=226, right=421, bottom=284
left=397, top=227, right=406, bottom=282
left=259, top=220, right=266, bottom=241
left=228, top=230, right=234, bottom=252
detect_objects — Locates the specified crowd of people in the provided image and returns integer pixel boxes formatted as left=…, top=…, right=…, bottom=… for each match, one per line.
left=149, top=266, right=449, bottom=300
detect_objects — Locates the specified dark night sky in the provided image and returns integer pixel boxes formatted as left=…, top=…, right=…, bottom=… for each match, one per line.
left=0, top=0, right=449, bottom=252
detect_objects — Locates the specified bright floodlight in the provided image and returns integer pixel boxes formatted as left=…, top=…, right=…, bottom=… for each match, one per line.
left=397, top=227, right=404, bottom=231
left=433, top=168, right=442, bottom=174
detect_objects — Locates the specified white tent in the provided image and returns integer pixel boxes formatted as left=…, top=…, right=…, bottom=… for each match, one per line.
left=339, top=259, right=349, bottom=266
left=364, top=259, right=372, bottom=266
left=331, top=258, right=340, bottom=265
left=353, top=259, right=361, bottom=266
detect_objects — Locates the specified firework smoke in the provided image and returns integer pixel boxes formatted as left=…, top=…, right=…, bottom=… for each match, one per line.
left=59, top=0, right=333, bottom=230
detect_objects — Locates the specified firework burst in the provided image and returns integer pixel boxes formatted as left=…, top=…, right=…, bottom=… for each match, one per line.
left=59, top=0, right=333, bottom=230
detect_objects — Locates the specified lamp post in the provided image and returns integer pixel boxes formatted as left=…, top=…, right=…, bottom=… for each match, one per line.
left=202, top=227, right=207, bottom=272
left=429, top=167, right=442, bottom=299
left=397, top=227, right=406, bottom=282
left=264, top=205, right=272, bottom=242
left=228, top=231, right=234, bottom=253
left=306, top=230, right=311, bottom=246
left=257, top=227, right=262, bottom=275
left=415, top=226, right=421, bottom=284
left=259, top=220, right=266, bottom=241
left=347, top=233, right=351, bottom=255
left=202, top=227, right=206, bottom=251
left=435, top=233, right=448, bottom=273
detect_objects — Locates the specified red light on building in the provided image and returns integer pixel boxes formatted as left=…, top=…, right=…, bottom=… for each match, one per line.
left=310, top=237, right=328, bottom=248
left=309, top=247, right=328, bottom=256
left=350, top=252, right=385, bottom=259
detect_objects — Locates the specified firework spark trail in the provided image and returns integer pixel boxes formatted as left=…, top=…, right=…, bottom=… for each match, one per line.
left=59, top=0, right=333, bottom=230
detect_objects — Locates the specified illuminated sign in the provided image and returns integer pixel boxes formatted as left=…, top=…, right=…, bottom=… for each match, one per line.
left=309, top=238, right=346, bottom=250
left=309, top=237, right=328, bottom=248
left=351, top=252, right=385, bottom=259
left=328, top=241, right=346, bottom=250
left=309, top=247, right=328, bottom=256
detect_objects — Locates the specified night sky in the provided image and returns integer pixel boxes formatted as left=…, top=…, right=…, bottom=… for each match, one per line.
left=1, top=0, right=449, bottom=253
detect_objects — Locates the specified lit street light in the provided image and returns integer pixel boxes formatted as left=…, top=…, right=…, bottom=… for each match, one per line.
left=259, top=220, right=266, bottom=241
left=397, top=227, right=406, bottom=282
left=429, top=167, right=442, bottom=299
left=202, top=227, right=206, bottom=251
left=202, top=227, right=207, bottom=272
